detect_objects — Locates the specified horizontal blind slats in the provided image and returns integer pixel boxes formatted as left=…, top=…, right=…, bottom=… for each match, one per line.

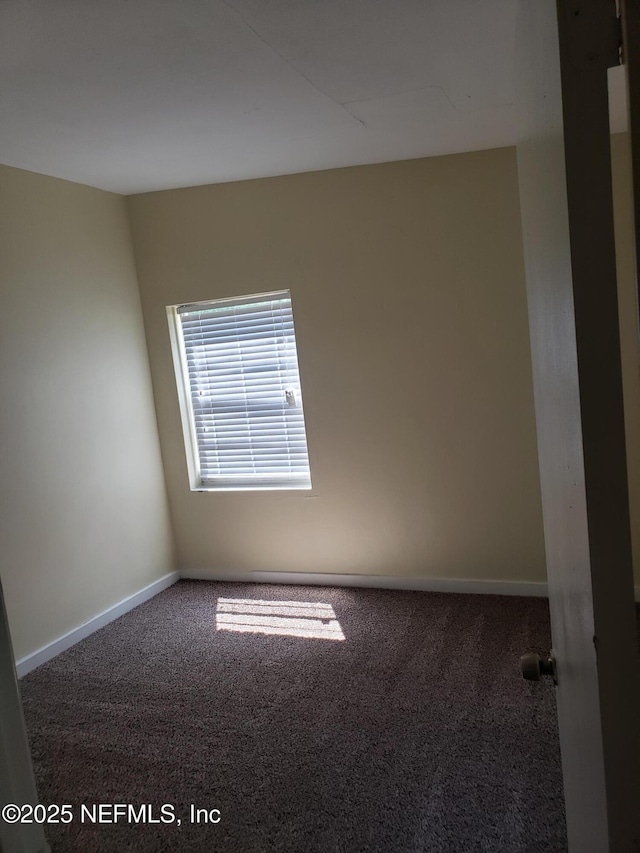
left=181, top=317, right=295, bottom=335
left=192, top=408, right=305, bottom=418
left=177, top=291, right=311, bottom=489
left=195, top=425, right=306, bottom=431
left=184, top=346, right=296, bottom=360
left=179, top=296, right=290, bottom=317
left=189, top=380, right=301, bottom=393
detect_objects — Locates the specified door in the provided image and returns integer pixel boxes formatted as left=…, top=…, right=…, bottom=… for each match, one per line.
left=620, top=1, right=640, bottom=288
left=0, top=580, right=49, bottom=853
left=516, top=1, right=640, bottom=851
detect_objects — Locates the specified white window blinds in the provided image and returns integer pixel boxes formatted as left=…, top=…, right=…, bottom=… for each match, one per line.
left=170, top=291, right=312, bottom=490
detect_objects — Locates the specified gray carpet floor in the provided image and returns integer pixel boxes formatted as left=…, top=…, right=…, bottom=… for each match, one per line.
left=20, top=581, right=567, bottom=853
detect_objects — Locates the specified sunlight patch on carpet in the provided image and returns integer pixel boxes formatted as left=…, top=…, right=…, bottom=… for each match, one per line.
left=215, top=598, right=345, bottom=641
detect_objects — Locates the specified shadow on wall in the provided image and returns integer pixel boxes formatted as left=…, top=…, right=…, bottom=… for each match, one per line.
left=215, top=597, right=345, bottom=641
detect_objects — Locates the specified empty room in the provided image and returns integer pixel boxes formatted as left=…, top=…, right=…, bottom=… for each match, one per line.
left=2, top=1, right=639, bottom=852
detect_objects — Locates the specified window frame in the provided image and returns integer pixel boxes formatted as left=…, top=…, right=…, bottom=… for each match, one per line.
left=167, top=290, right=312, bottom=492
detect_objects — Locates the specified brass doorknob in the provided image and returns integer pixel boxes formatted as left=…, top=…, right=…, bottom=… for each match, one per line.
left=521, top=652, right=557, bottom=684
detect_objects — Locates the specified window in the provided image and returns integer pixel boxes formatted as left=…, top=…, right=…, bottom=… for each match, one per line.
left=167, top=290, right=312, bottom=491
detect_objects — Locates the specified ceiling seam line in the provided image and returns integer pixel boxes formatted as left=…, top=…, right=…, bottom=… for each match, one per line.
left=215, top=0, right=367, bottom=127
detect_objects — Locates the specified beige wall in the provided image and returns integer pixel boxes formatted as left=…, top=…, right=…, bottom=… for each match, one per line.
left=0, top=165, right=175, bottom=661
left=1, top=137, right=635, bottom=661
left=129, top=146, right=547, bottom=583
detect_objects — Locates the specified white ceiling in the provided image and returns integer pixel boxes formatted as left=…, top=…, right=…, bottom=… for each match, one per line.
left=0, top=0, right=628, bottom=195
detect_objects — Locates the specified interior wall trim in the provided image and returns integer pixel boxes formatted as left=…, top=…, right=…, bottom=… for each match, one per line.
left=180, top=569, right=552, bottom=597
left=15, top=571, right=180, bottom=678
left=15, top=570, right=640, bottom=677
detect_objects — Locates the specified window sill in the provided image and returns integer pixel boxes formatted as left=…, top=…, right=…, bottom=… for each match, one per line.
left=192, top=484, right=313, bottom=493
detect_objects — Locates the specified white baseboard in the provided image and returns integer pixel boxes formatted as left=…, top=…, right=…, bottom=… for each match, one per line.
left=15, top=571, right=180, bottom=678
left=14, top=570, right=638, bottom=678
left=180, top=569, right=550, bottom=598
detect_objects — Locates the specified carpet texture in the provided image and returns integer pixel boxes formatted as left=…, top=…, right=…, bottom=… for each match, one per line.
left=20, top=581, right=567, bottom=852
